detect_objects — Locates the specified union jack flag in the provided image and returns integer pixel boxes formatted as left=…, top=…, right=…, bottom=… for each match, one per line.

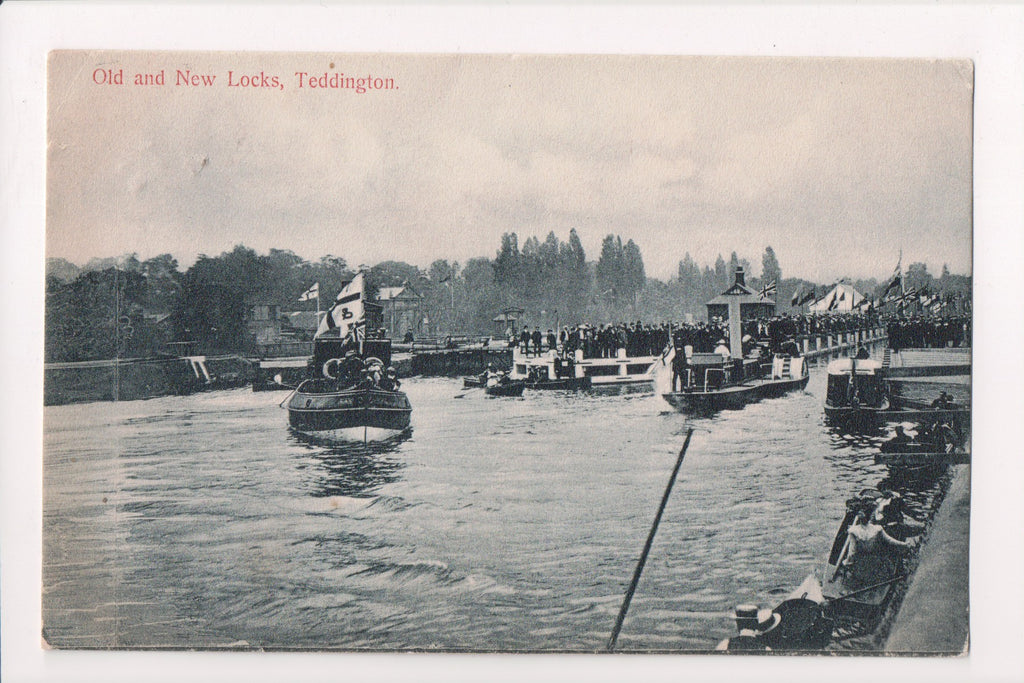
left=759, top=280, right=777, bottom=300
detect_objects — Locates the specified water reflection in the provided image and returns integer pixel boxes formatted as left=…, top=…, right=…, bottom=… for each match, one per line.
left=290, top=428, right=411, bottom=498
left=825, top=424, right=888, bottom=449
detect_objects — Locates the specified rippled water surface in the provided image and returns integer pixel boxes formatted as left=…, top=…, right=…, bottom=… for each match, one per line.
left=43, top=356, right=944, bottom=651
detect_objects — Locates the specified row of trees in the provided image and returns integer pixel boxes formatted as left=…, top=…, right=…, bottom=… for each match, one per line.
left=45, top=237, right=971, bottom=362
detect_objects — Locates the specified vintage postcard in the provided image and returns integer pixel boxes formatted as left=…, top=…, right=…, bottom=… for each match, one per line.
left=42, top=50, right=972, bottom=656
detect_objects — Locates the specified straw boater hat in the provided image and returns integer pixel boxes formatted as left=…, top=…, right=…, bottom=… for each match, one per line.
left=734, top=604, right=781, bottom=634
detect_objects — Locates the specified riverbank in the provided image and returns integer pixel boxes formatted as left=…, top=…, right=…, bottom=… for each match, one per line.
left=44, top=355, right=254, bottom=405
left=884, top=464, right=970, bottom=654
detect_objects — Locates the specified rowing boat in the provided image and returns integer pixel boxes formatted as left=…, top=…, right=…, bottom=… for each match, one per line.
left=821, top=490, right=915, bottom=622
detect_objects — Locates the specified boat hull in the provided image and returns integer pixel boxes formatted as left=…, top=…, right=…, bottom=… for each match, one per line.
left=820, top=494, right=910, bottom=622
left=485, top=380, right=526, bottom=397
left=825, top=404, right=970, bottom=430
left=288, top=386, right=412, bottom=438
left=822, top=556, right=899, bottom=622
left=462, top=376, right=527, bottom=397
left=526, top=377, right=593, bottom=391
left=662, top=373, right=809, bottom=413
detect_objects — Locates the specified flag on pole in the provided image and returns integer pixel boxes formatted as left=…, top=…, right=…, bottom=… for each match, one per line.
left=799, top=289, right=818, bottom=306
left=759, top=280, right=777, bottom=300
left=791, top=288, right=802, bottom=306
left=315, top=273, right=365, bottom=339
left=881, top=255, right=902, bottom=298
left=298, top=282, right=319, bottom=302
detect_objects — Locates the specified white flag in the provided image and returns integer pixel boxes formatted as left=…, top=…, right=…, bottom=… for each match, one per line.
left=298, top=282, right=319, bottom=302
left=315, top=274, right=364, bottom=338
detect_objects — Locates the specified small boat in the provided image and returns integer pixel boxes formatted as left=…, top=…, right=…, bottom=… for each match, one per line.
left=287, top=336, right=411, bottom=442
left=821, top=489, right=916, bottom=622
left=873, top=423, right=969, bottom=477
left=461, top=374, right=527, bottom=397
left=662, top=353, right=808, bottom=413
left=828, top=404, right=970, bottom=430
left=527, top=376, right=592, bottom=391
left=484, top=380, right=526, bottom=397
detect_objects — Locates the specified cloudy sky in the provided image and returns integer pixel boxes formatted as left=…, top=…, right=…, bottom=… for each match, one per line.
left=47, top=52, right=972, bottom=281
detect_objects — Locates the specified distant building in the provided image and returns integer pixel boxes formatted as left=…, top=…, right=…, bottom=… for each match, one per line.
left=493, top=307, right=524, bottom=338
left=377, top=283, right=424, bottom=339
left=705, top=267, right=776, bottom=322
left=283, top=311, right=321, bottom=340
left=244, top=299, right=283, bottom=346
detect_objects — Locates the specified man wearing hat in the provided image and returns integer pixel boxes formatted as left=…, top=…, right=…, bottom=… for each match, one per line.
left=339, top=349, right=365, bottom=386
left=380, top=366, right=400, bottom=391
left=531, top=326, right=543, bottom=357
left=715, top=604, right=781, bottom=651
left=714, top=338, right=731, bottom=361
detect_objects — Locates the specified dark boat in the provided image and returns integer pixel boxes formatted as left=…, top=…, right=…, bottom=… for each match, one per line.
left=485, top=380, right=526, bottom=397
left=484, top=372, right=592, bottom=391
left=827, top=404, right=970, bottom=431
left=287, top=337, right=411, bottom=441
left=873, top=422, right=969, bottom=478
left=824, top=357, right=971, bottom=430
left=662, top=353, right=808, bottom=413
left=461, top=375, right=527, bottom=397
left=527, top=376, right=592, bottom=391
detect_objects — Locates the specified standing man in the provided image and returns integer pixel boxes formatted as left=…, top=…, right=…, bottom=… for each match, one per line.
left=531, top=326, right=543, bottom=357
left=671, top=346, right=689, bottom=392
left=521, top=325, right=531, bottom=356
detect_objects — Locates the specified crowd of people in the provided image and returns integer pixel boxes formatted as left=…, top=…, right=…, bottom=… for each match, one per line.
left=507, top=312, right=968, bottom=366
left=886, top=315, right=970, bottom=351
left=513, top=322, right=671, bottom=359
left=509, top=312, right=893, bottom=360
left=321, top=348, right=402, bottom=391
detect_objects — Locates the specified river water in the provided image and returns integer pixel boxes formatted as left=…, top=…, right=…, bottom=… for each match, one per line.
left=42, top=353, right=946, bottom=652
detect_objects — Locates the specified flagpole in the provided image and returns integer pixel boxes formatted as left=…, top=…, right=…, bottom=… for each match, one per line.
left=899, top=248, right=905, bottom=307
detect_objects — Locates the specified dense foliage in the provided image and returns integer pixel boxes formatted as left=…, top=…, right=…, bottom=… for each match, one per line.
left=45, top=240, right=971, bottom=362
